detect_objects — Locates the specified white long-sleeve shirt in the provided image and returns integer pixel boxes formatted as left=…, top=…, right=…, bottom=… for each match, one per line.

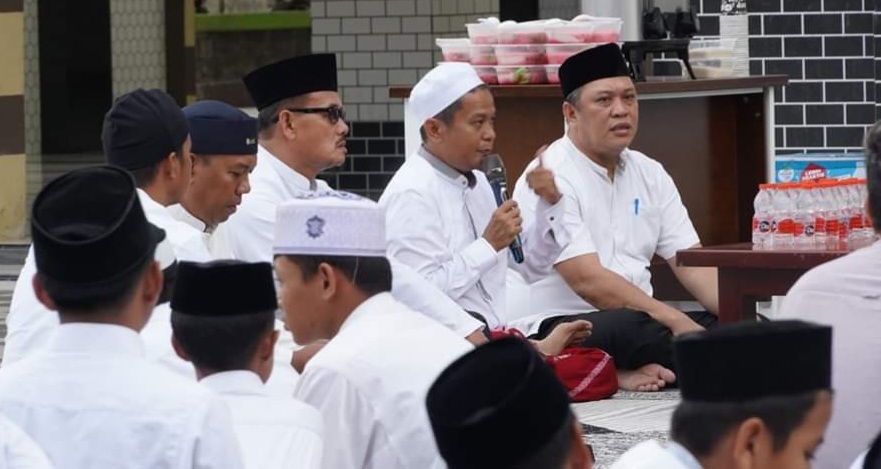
left=201, top=371, right=323, bottom=469
left=0, top=323, right=244, bottom=469
left=225, top=145, right=483, bottom=338
left=294, top=293, right=472, bottom=469
left=379, top=147, right=569, bottom=330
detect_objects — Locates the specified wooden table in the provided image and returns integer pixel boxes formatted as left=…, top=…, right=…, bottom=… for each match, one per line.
left=676, top=243, right=848, bottom=324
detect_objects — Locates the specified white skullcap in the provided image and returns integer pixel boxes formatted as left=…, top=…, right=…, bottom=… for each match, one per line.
left=274, top=191, right=387, bottom=257
left=409, top=62, right=484, bottom=126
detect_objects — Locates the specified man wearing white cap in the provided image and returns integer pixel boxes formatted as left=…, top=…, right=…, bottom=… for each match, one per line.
left=226, top=54, right=488, bottom=345
left=380, top=62, right=590, bottom=356
left=273, top=192, right=472, bottom=469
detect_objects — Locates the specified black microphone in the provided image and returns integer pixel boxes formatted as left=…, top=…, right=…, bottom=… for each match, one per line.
left=482, top=154, right=524, bottom=264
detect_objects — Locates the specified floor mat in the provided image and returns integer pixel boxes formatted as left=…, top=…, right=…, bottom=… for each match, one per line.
left=573, top=390, right=680, bottom=468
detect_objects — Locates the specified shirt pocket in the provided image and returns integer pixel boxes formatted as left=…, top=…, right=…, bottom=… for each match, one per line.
left=628, top=203, right=662, bottom=259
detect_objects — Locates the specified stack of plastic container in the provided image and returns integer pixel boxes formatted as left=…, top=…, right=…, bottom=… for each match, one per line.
left=751, top=179, right=876, bottom=251
left=435, top=16, right=622, bottom=86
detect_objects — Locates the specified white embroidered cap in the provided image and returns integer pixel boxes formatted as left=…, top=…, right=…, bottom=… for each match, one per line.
left=409, top=62, right=485, bottom=126
left=273, top=191, right=387, bottom=257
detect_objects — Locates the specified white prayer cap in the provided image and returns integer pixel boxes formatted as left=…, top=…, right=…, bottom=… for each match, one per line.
left=409, top=62, right=484, bottom=126
left=274, top=191, right=387, bottom=257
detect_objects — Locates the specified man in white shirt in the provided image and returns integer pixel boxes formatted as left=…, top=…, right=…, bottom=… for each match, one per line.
left=169, top=100, right=259, bottom=259
left=170, top=260, right=323, bottom=469
left=779, top=121, right=881, bottom=468
left=4, top=89, right=209, bottom=365
left=428, top=337, right=594, bottom=469
left=273, top=193, right=473, bottom=469
left=513, top=44, right=718, bottom=390
left=225, top=53, right=487, bottom=344
left=380, top=62, right=591, bottom=357
left=0, top=166, right=243, bottom=469
left=612, top=320, right=833, bottom=469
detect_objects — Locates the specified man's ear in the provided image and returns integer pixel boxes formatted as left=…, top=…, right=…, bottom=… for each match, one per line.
left=562, top=101, right=578, bottom=125
left=32, top=274, right=58, bottom=311
left=260, top=329, right=280, bottom=362
left=142, top=260, right=163, bottom=307
left=731, top=417, right=766, bottom=468
left=422, top=118, right=444, bottom=143
left=171, top=334, right=191, bottom=362
left=318, top=262, right=338, bottom=300
left=279, top=109, right=298, bottom=141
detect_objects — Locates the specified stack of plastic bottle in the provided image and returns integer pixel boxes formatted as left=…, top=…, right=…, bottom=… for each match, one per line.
left=752, top=179, right=877, bottom=251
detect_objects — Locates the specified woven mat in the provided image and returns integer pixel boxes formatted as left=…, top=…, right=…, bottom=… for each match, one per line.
left=574, top=390, right=680, bottom=468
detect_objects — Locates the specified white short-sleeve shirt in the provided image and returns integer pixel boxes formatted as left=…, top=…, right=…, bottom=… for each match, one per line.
left=512, top=136, right=699, bottom=334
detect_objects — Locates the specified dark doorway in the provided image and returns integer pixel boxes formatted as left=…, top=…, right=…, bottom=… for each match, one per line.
left=38, top=0, right=112, bottom=154
left=500, top=0, right=539, bottom=22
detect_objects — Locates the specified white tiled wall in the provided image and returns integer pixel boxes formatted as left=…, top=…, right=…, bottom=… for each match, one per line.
left=312, top=0, right=500, bottom=121
left=109, top=0, right=166, bottom=98
left=23, top=0, right=40, bottom=214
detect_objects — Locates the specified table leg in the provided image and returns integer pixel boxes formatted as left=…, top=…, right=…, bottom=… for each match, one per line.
left=717, top=267, right=753, bottom=324
left=716, top=267, right=808, bottom=324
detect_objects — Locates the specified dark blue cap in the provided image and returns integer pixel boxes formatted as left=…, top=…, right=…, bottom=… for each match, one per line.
left=183, top=100, right=258, bottom=156
left=102, top=89, right=190, bottom=170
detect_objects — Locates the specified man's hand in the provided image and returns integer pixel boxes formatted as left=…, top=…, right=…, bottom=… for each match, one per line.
left=525, top=145, right=561, bottom=205
left=653, top=305, right=705, bottom=336
left=483, top=199, right=522, bottom=251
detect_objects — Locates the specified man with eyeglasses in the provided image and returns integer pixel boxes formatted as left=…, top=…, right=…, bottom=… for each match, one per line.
left=226, top=54, right=489, bottom=346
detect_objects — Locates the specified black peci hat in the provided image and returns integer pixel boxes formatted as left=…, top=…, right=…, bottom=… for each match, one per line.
left=170, top=260, right=277, bottom=317
left=243, top=53, right=338, bottom=110
left=427, top=337, right=573, bottom=469
left=674, top=320, right=832, bottom=402
left=31, top=165, right=165, bottom=298
left=559, top=42, right=632, bottom=98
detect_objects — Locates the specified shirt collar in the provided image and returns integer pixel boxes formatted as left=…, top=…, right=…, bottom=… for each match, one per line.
left=200, top=370, right=267, bottom=396
left=666, top=441, right=704, bottom=469
left=136, top=188, right=167, bottom=212
left=49, top=323, right=145, bottom=357
left=170, top=204, right=214, bottom=234
left=260, top=144, right=317, bottom=192
left=338, top=292, right=395, bottom=334
left=419, top=146, right=477, bottom=189
left=562, top=135, right=627, bottom=181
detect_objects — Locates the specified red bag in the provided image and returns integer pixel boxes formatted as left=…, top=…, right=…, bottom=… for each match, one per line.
left=488, top=329, right=618, bottom=402
left=545, top=347, right=618, bottom=402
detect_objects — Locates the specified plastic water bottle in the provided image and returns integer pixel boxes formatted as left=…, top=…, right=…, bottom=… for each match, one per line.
left=792, top=182, right=816, bottom=250
left=752, top=183, right=773, bottom=249
left=843, top=180, right=863, bottom=248
left=809, top=182, right=828, bottom=250
left=833, top=181, right=851, bottom=249
left=819, top=180, right=841, bottom=250
left=771, top=183, right=795, bottom=249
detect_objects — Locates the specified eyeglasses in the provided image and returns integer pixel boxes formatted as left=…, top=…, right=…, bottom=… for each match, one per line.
left=273, top=105, right=346, bottom=125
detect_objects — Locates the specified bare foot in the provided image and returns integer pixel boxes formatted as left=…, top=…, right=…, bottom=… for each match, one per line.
left=533, top=320, right=593, bottom=356
left=617, top=363, right=676, bottom=392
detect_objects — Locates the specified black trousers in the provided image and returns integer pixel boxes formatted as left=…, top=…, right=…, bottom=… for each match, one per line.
left=532, top=309, right=718, bottom=372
